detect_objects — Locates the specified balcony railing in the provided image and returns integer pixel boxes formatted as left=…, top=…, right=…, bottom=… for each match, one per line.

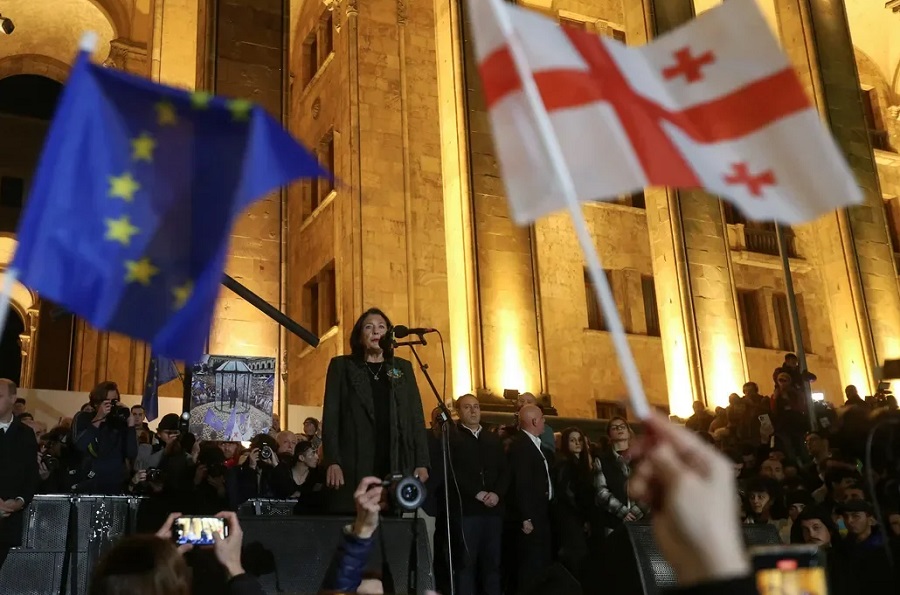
left=744, top=226, right=798, bottom=258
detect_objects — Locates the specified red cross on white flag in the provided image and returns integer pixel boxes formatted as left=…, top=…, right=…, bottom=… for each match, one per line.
left=469, top=0, right=863, bottom=225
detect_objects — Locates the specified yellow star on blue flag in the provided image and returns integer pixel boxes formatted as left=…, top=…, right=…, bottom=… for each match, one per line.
left=9, top=49, right=329, bottom=362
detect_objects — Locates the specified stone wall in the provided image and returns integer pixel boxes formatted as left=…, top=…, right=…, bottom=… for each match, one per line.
left=208, top=0, right=285, bottom=363
left=286, top=0, right=451, bottom=410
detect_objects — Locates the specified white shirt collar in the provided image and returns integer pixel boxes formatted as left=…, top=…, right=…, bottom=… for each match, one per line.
left=462, top=424, right=482, bottom=438
left=525, top=430, right=542, bottom=450
left=0, top=414, right=13, bottom=431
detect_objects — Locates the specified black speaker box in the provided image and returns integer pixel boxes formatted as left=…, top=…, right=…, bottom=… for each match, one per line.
left=598, top=522, right=781, bottom=595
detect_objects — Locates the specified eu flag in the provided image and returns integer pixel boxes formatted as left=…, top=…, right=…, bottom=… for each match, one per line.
left=141, top=354, right=180, bottom=422
left=11, top=50, right=328, bottom=361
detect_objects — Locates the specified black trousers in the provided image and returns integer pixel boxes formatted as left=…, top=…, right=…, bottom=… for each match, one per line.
left=515, top=512, right=552, bottom=595
left=0, top=547, right=9, bottom=573
left=457, top=515, right=503, bottom=595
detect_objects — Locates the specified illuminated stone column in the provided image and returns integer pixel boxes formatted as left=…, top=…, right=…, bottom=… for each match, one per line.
left=18, top=308, right=39, bottom=388
left=629, top=0, right=748, bottom=414
left=457, top=0, right=543, bottom=399
left=435, top=0, right=478, bottom=398
left=773, top=0, right=900, bottom=393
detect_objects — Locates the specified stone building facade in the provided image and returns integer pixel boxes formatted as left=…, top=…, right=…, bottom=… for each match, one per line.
left=1, top=0, right=900, bottom=423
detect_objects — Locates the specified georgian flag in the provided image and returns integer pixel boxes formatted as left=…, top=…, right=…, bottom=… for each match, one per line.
left=468, top=0, right=862, bottom=225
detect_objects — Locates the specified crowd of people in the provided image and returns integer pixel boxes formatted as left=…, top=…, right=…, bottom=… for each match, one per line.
left=1, top=311, right=900, bottom=595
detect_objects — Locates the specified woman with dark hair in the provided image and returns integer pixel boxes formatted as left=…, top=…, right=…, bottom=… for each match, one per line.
left=553, top=427, right=601, bottom=584
left=271, top=441, right=326, bottom=513
left=595, top=416, right=646, bottom=532
left=322, top=308, right=430, bottom=512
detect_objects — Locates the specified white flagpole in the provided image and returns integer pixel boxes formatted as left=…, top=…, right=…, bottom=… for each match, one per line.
left=484, top=0, right=651, bottom=419
left=0, top=269, right=17, bottom=340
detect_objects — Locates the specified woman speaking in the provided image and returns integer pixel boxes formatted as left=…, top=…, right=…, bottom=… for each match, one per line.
left=322, top=308, right=430, bottom=512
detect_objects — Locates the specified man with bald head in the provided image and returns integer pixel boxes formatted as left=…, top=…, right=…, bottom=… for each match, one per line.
left=0, top=378, right=39, bottom=571
left=515, top=392, right=555, bottom=457
left=507, top=404, right=553, bottom=593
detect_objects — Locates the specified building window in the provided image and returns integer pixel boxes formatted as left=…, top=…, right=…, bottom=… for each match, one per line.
left=0, top=176, right=24, bottom=208
left=559, top=16, right=588, bottom=30
left=596, top=400, right=627, bottom=420
left=613, top=191, right=645, bottom=209
left=885, top=199, right=900, bottom=256
left=322, top=12, right=334, bottom=57
left=302, top=261, right=337, bottom=337
left=862, top=88, right=889, bottom=151
left=557, top=14, right=625, bottom=43
left=303, top=129, right=335, bottom=219
left=772, top=292, right=793, bottom=351
left=737, top=289, right=766, bottom=348
left=772, top=293, right=811, bottom=354
left=302, top=11, right=335, bottom=88
left=584, top=268, right=612, bottom=331
left=641, top=275, right=660, bottom=337
left=722, top=202, right=747, bottom=226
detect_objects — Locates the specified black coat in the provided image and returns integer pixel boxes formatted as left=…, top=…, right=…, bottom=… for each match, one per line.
left=0, top=418, right=40, bottom=547
left=449, top=424, right=509, bottom=516
left=507, top=430, right=551, bottom=525
left=322, top=356, right=429, bottom=511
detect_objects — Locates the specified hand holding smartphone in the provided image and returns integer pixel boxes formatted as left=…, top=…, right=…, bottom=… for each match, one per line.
left=172, top=516, right=228, bottom=546
left=752, top=545, right=828, bottom=595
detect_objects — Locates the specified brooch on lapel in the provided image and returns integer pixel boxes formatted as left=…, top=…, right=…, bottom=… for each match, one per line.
left=386, top=367, right=403, bottom=380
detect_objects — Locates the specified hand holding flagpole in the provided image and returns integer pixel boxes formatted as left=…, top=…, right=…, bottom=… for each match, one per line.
left=484, top=0, right=651, bottom=419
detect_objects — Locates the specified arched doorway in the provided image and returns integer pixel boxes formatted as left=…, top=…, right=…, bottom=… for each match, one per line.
left=0, top=307, right=24, bottom=384
left=0, top=72, right=73, bottom=389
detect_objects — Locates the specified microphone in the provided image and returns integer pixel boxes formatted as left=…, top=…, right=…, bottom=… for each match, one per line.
left=393, top=325, right=436, bottom=339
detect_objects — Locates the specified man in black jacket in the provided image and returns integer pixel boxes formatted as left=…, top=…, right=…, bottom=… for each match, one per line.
left=507, top=404, right=553, bottom=595
left=0, top=378, right=40, bottom=571
left=452, top=394, right=509, bottom=595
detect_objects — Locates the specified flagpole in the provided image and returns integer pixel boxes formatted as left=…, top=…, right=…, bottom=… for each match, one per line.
left=485, top=0, right=651, bottom=419
left=0, top=268, right=17, bottom=341
left=774, top=223, right=817, bottom=431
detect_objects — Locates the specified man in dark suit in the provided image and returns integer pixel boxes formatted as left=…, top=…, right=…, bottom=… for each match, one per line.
left=452, top=394, right=509, bottom=595
left=0, top=378, right=40, bottom=571
left=507, top=404, right=553, bottom=594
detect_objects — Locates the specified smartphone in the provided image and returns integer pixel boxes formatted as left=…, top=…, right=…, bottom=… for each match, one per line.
left=172, top=516, right=227, bottom=546
left=751, top=545, right=828, bottom=595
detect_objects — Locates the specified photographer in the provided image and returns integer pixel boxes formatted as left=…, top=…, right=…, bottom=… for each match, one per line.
left=226, top=433, right=278, bottom=509
left=37, top=426, right=71, bottom=493
left=190, top=443, right=230, bottom=515
left=71, top=381, right=137, bottom=494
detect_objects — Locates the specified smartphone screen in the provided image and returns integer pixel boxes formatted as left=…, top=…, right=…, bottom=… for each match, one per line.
left=751, top=545, right=828, bottom=595
left=172, top=516, right=227, bottom=546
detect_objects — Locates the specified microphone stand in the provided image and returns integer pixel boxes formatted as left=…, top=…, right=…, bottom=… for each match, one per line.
left=393, top=336, right=455, bottom=595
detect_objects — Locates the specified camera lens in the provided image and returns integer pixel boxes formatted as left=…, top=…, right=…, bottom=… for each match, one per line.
left=392, top=476, right=426, bottom=511
left=400, top=483, right=418, bottom=502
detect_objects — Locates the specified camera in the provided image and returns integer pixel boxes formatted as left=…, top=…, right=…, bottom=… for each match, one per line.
left=259, top=445, right=274, bottom=462
left=41, top=454, right=59, bottom=472
left=107, top=399, right=131, bottom=423
left=382, top=473, right=427, bottom=512
left=146, top=468, right=164, bottom=483
left=207, top=462, right=226, bottom=478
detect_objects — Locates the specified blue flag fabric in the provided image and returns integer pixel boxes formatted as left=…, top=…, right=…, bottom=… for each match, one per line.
left=11, top=51, right=328, bottom=361
left=141, top=354, right=180, bottom=422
